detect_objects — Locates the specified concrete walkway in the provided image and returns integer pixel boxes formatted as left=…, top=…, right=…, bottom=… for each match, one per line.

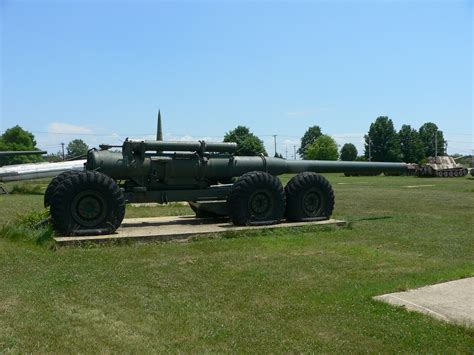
left=54, top=216, right=346, bottom=245
left=374, top=277, right=474, bottom=327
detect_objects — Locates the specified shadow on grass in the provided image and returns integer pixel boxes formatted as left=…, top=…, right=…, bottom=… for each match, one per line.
left=344, top=216, right=393, bottom=230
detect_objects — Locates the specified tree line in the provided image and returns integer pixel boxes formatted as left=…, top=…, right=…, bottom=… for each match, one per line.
left=295, top=117, right=446, bottom=163
left=363, top=117, right=445, bottom=163
left=0, top=125, right=89, bottom=166
left=222, top=118, right=447, bottom=163
left=0, top=117, right=447, bottom=166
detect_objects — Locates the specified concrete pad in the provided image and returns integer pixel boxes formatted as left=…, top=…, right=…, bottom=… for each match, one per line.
left=374, top=278, right=474, bottom=327
left=54, top=216, right=347, bottom=245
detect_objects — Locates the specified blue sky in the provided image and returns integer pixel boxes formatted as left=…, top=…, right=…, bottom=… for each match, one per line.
left=1, top=0, right=472, bottom=157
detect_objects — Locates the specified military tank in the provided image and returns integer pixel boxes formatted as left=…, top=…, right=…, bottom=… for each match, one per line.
left=418, top=156, right=468, bottom=177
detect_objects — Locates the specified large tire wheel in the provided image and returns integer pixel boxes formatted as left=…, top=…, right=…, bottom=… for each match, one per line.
left=285, top=172, right=335, bottom=221
left=227, top=171, right=285, bottom=226
left=50, top=171, right=125, bottom=235
left=44, top=170, right=81, bottom=207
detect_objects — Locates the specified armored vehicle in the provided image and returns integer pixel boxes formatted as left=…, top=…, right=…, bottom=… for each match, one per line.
left=418, top=156, right=468, bottom=177
left=45, top=113, right=407, bottom=236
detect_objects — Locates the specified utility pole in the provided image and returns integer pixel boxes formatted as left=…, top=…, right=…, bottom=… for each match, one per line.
left=293, top=145, right=297, bottom=160
left=272, top=135, right=277, bottom=157
left=285, top=147, right=288, bottom=160
left=368, top=137, right=372, bottom=162
left=61, top=143, right=65, bottom=161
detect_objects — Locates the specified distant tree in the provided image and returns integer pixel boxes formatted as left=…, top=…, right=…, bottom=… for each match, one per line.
left=419, top=122, right=446, bottom=157
left=398, top=125, right=424, bottom=163
left=0, top=125, right=43, bottom=166
left=298, top=126, right=322, bottom=160
left=340, top=143, right=358, bottom=161
left=355, top=155, right=367, bottom=161
left=274, top=152, right=284, bottom=158
left=66, top=139, right=89, bottom=159
left=305, top=135, right=339, bottom=160
left=364, top=116, right=401, bottom=162
left=223, top=126, right=267, bottom=156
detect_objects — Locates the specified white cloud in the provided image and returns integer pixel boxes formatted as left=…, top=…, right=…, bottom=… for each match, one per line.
left=164, top=133, right=224, bottom=142
left=48, top=122, right=92, bottom=135
left=282, top=138, right=300, bottom=146
left=36, top=122, right=103, bottom=154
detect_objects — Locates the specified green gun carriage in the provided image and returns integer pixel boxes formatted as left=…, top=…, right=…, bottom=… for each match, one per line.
left=45, top=115, right=407, bottom=235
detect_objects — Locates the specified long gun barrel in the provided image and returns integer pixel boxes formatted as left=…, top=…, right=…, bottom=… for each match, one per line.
left=0, top=150, right=46, bottom=157
left=208, top=157, right=407, bottom=177
left=87, top=141, right=406, bottom=181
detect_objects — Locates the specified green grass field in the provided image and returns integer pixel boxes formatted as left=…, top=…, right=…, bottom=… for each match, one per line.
left=0, top=174, right=473, bottom=352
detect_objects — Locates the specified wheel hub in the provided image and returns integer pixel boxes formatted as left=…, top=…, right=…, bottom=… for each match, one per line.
left=302, top=188, right=322, bottom=216
left=71, top=190, right=107, bottom=227
left=248, top=190, right=273, bottom=219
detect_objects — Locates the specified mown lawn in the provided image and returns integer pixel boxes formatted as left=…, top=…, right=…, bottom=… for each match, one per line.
left=0, top=174, right=473, bottom=352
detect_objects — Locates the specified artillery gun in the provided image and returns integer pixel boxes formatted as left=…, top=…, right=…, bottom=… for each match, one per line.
left=45, top=114, right=407, bottom=236
left=418, top=156, right=468, bottom=177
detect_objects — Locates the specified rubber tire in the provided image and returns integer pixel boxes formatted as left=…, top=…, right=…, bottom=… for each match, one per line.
left=227, top=171, right=285, bottom=226
left=50, top=171, right=125, bottom=235
left=44, top=170, right=80, bottom=207
left=285, top=172, right=335, bottom=221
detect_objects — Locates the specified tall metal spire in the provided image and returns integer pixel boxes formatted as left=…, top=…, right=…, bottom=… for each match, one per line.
left=156, top=110, right=163, bottom=141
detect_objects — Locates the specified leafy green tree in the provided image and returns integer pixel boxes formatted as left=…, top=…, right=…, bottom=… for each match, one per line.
left=398, top=125, right=424, bottom=163
left=340, top=143, right=358, bottom=161
left=364, top=116, right=401, bottom=162
left=419, top=122, right=446, bottom=157
left=223, top=126, right=267, bottom=156
left=66, top=139, right=89, bottom=159
left=0, top=125, right=43, bottom=166
left=298, top=125, right=322, bottom=160
left=305, top=135, right=339, bottom=160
